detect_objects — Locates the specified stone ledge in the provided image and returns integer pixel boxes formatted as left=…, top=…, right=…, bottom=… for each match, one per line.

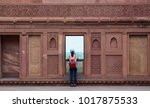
left=0, top=0, right=149, bottom=5
left=0, top=17, right=149, bottom=24
left=0, top=80, right=150, bottom=86
left=0, top=0, right=41, bottom=4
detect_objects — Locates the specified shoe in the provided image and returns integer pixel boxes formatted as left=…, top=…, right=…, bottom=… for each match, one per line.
left=70, top=84, right=74, bottom=87
left=73, top=84, right=76, bottom=87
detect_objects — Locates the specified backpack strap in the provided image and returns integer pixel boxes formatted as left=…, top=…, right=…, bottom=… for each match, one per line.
left=69, top=55, right=77, bottom=62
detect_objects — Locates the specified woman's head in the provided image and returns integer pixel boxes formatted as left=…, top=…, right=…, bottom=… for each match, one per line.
left=70, top=49, right=75, bottom=56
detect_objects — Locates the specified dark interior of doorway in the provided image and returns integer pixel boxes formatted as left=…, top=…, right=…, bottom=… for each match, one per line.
left=1, top=35, right=20, bottom=78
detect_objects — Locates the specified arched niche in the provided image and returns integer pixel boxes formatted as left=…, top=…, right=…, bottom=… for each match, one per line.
left=50, top=38, right=56, bottom=48
left=92, top=39, right=100, bottom=49
left=110, top=37, right=118, bottom=48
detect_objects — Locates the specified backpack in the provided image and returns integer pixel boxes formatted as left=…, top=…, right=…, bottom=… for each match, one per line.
left=69, top=55, right=77, bottom=69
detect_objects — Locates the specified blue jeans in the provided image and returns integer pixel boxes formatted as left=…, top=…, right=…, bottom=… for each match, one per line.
left=70, top=67, right=77, bottom=84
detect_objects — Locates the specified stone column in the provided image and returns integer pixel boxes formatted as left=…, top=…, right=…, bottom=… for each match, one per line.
left=0, top=36, right=1, bottom=78
left=42, top=32, right=48, bottom=77
left=86, top=30, right=91, bottom=77
left=122, top=32, right=128, bottom=78
left=20, top=33, right=27, bottom=80
left=148, top=33, right=150, bottom=76
left=58, top=31, right=64, bottom=77
left=101, top=32, right=106, bottom=78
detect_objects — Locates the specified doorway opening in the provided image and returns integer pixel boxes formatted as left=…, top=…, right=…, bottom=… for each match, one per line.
left=1, top=35, right=20, bottom=78
left=65, top=36, right=84, bottom=74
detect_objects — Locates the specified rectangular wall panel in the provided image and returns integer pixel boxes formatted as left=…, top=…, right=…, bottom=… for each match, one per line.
left=47, top=55, right=58, bottom=74
left=0, top=36, right=2, bottom=78
left=91, top=33, right=101, bottom=75
left=29, top=35, right=41, bottom=76
left=129, top=35, right=148, bottom=75
left=106, top=56, right=122, bottom=74
left=91, top=55, right=101, bottom=74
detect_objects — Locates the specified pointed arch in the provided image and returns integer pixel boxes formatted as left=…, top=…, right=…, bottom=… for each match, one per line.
left=50, top=38, right=56, bottom=48
left=110, top=37, right=118, bottom=48
left=92, top=39, right=100, bottom=49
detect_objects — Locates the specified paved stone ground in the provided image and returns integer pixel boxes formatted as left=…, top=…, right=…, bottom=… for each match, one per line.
left=0, top=86, right=150, bottom=91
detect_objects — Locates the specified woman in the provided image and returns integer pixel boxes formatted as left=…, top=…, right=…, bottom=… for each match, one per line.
left=68, top=49, right=78, bottom=87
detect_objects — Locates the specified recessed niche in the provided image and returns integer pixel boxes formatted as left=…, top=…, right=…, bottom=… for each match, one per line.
left=110, top=37, right=118, bottom=48
left=50, top=38, right=56, bottom=48
left=48, top=33, right=58, bottom=50
left=92, top=39, right=100, bottom=49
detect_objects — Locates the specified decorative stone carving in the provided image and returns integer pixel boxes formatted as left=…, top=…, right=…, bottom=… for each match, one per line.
left=110, top=37, right=118, bottom=48
left=0, top=5, right=149, bottom=17
left=0, top=0, right=41, bottom=4
left=106, top=55, right=122, bottom=74
left=50, top=38, right=56, bottom=48
left=106, top=33, right=122, bottom=51
left=91, top=55, right=101, bottom=74
left=92, top=39, right=100, bottom=49
left=91, top=33, right=101, bottom=50
left=48, top=33, right=58, bottom=50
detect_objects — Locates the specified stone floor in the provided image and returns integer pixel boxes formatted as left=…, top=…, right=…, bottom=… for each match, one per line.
left=0, top=86, right=150, bottom=91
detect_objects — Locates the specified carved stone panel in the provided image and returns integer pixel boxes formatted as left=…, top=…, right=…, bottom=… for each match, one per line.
left=91, top=33, right=101, bottom=50
left=47, top=55, right=58, bottom=74
left=129, top=35, right=148, bottom=75
left=91, top=55, right=101, bottom=74
left=0, top=5, right=149, bottom=17
left=110, top=37, right=118, bottom=48
left=106, top=56, right=122, bottom=74
left=29, top=35, right=41, bottom=76
left=0, top=0, right=41, bottom=4
left=48, top=33, right=58, bottom=50
left=42, top=0, right=149, bottom=4
left=106, top=33, right=122, bottom=52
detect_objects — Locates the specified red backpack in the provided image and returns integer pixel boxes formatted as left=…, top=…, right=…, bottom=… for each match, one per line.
left=69, top=55, right=77, bottom=69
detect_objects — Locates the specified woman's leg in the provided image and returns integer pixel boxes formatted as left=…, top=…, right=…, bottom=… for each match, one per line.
left=73, top=67, right=77, bottom=86
left=70, top=69, right=73, bottom=86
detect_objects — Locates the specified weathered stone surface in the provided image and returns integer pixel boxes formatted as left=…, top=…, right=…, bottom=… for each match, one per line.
left=0, top=4, right=149, bottom=17
left=0, top=0, right=149, bottom=4
left=0, top=0, right=41, bottom=4
left=42, top=0, right=149, bottom=4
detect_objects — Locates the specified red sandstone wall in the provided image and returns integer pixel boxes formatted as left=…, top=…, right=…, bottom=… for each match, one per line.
left=0, top=4, right=149, bottom=17
left=0, top=0, right=149, bottom=4
left=42, top=0, right=150, bottom=4
left=0, top=0, right=42, bottom=4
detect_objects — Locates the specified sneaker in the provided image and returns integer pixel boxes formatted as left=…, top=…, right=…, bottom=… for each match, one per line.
left=73, top=84, right=76, bottom=87
left=70, top=84, right=74, bottom=87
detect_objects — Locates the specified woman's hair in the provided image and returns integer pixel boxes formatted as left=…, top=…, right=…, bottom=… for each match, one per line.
left=70, top=49, right=75, bottom=53
left=71, top=51, right=74, bottom=57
